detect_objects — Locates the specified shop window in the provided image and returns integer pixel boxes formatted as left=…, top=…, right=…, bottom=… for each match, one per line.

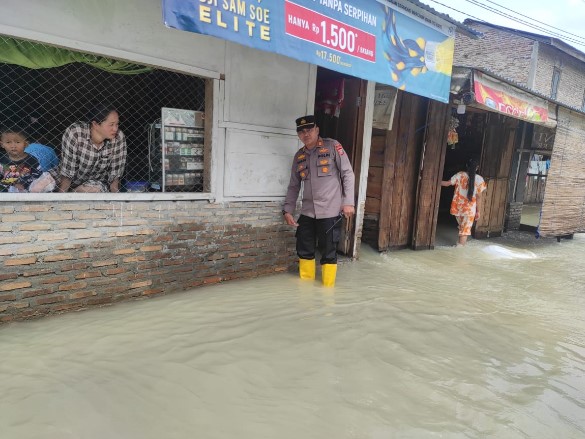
left=550, top=67, right=561, bottom=100
left=0, top=36, right=210, bottom=194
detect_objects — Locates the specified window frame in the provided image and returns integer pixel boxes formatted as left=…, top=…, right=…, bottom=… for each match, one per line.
left=0, top=37, right=220, bottom=202
left=550, top=67, right=561, bottom=100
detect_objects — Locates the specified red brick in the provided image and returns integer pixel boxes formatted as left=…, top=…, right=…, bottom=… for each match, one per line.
left=0, top=281, right=32, bottom=291
left=142, top=288, right=164, bottom=296
left=60, top=262, right=91, bottom=272
left=53, top=303, right=86, bottom=312
left=69, top=291, right=97, bottom=300
left=0, top=293, right=17, bottom=302
left=140, top=245, right=163, bottom=252
left=113, top=248, right=135, bottom=255
left=203, top=276, right=222, bottom=284
left=34, top=295, right=66, bottom=305
left=75, top=272, right=102, bottom=280
left=0, top=273, right=18, bottom=281
left=11, top=301, right=30, bottom=309
left=122, top=256, right=145, bottom=263
left=23, top=268, right=55, bottom=277
left=92, top=260, right=118, bottom=267
left=43, top=253, right=76, bottom=262
left=41, top=276, right=70, bottom=285
left=22, top=288, right=53, bottom=298
left=58, top=281, right=88, bottom=291
left=4, top=256, right=37, bottom=266
left=130, top=280, right=152, bottom=289
left=105, top=267, right=127, bottom=275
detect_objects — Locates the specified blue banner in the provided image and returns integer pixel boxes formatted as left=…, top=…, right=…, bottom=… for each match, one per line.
left=163, top=0, right=455, bottom=102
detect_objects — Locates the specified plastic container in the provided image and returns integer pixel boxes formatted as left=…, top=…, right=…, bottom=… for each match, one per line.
left=125, top=181, right=149, bottom=192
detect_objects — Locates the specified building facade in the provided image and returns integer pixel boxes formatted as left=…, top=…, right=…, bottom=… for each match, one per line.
left=453, top=20, right=585, bottom=236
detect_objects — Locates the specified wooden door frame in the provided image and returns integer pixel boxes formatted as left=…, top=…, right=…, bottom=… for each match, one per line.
left=475, top=113, right=519, bottom=238
left=314, top=68, right=368, bottom=258
left=412, top=100, right=450, bottom=250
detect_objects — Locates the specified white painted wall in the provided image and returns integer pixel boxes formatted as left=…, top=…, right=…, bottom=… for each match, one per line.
left=222, top=44, right=312, bottom=198
left=0, top=0, right=225, bottom=75
left=0, top=0, right=315, bottom=201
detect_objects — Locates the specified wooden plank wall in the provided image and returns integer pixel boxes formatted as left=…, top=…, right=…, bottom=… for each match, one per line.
left=362, top=130, right=386, bottom=248
left=524, top=175, right=546, bottom=203
left=475, top=114, right=518, bottom=238
left=539, top=108, right=585, bottom=236
left=412, top=100, right=450, bottom=250
left=365, top=134, right=386, bottom=215
left=378, top=92, right=428, bottom=250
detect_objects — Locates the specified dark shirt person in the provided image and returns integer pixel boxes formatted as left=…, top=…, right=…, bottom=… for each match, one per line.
left=282, top=115, right=355, bottom=287
left=0, top=128, right=43, bottom=192
left=55, top=105, right=127, bottom=192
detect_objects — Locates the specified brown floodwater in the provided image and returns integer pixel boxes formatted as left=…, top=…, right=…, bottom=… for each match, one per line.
left=1, top=231, right=584, bottom=439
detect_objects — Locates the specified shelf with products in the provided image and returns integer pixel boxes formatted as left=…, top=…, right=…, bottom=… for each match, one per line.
left=161, top=108, right=205, bottom=192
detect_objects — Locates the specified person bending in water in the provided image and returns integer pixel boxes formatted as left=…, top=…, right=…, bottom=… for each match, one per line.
left=441, top=158, right=487, bottom=246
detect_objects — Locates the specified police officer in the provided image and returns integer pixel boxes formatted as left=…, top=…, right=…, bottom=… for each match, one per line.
left=282, top=115, right=355, bottom=287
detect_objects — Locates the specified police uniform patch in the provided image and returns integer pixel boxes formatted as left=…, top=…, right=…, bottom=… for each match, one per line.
left=322, top=167, right=328, bottom=173
left=335, top=144, right=344, bottom=156
left=319, top=148, right=328, bottom=154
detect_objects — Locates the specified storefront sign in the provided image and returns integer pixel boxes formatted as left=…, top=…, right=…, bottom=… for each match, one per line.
left=473, top=71, right=548, bottom=123
left=162, top=0, right=455, bottom=103
left=373, top=85, right=397, bottom=130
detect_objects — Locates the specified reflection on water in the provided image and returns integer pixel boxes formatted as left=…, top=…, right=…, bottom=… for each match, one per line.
left=1, top=232, right=585, bottom=439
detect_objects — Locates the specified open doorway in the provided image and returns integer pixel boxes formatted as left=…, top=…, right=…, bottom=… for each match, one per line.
left=437, top=109, right=485, bottom=246
left=314, top=67, right=366, bottom=257
left=519, top=152, right=550, bottom=230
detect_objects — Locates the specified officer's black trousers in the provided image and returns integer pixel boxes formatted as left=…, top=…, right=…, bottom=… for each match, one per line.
left=295, top=214, right=342, bottom=265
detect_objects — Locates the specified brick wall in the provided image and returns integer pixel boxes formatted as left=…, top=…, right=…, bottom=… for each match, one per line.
left=457, top=23, right=585, bottom=110
left=454, top=24, right=535, bottom=85
left=505, top=201, right=523, bottom=231
left=0, top=201, right=296, bottom=323
left=533, top=44, right=585, bottom=108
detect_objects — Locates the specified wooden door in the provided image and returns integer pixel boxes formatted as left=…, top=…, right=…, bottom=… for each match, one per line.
left=475, top=114, right=518, bottom=238
left=377, top=92, right=428, bottom=250
left=411, top=100, right=450, bottom=249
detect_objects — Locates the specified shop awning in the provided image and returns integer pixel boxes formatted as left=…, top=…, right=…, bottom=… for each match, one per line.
left=451, top=66, right=557, bottom=128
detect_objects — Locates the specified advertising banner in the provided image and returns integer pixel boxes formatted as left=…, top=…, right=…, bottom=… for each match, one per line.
left=473, top=71, right=549, bottom=123
left=162, top=0, right=456, bottom=103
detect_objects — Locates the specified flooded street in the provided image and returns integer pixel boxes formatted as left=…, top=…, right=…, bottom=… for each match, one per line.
left=1, top=231, right=585, bottom=439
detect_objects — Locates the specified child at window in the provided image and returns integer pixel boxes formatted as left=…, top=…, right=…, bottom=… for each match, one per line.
left=0, top=128, right=53, bottom=192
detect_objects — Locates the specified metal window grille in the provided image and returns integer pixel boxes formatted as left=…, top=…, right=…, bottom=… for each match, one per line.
left=0, top=36, right=207, bottom=193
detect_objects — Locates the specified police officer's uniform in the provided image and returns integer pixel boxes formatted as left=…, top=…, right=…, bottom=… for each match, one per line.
left=283, top=116, right=355, bottom=286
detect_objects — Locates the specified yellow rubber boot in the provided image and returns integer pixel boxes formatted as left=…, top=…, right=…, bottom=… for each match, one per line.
left=321, top=264, right=337, bottom=287
left=299, top=259, right=316, bottom=280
